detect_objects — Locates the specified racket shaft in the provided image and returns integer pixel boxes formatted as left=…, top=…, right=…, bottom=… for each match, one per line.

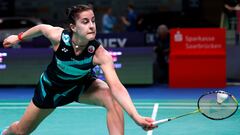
left=153, top=110, right=199, bottom=126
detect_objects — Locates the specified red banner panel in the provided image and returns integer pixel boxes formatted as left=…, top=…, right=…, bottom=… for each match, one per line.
left=169, top=28, right=226, bottom=88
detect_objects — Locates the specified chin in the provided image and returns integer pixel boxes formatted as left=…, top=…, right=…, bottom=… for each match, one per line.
left=87, top=35, right=96, bottom=40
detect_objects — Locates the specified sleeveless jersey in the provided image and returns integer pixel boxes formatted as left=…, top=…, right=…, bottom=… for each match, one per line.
left=45, top=30, right=100, bottom=86
left=32, top=30, right=100, bottom=108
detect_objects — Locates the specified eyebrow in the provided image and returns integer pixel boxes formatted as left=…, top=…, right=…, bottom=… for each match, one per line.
left=80, top=16, right=95, bottom=21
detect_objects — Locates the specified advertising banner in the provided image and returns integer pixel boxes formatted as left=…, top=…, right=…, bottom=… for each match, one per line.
left=169, top=28, right=226, bottom=88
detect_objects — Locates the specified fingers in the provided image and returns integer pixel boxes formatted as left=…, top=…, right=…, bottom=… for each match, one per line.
left=142, top=124, right=158, bottom=131
left=3, top=41, right=9, bottom=48
left=3, top=41, right=12, bottom=48
left=145, top=117, right=155, bottom=122
left=141, top=117, right=158, bottom=131
left=135, top=116, right=158, bottom=131
left=3, top=35, right=18, bottom=48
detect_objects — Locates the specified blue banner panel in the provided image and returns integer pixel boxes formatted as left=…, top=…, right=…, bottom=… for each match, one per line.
left=0, top=47, right=153, bottom=85
left=96, top=32, right=145, bottom=48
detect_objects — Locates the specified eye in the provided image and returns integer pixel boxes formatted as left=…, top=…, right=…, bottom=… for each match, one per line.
left=82, top=19, right=89, bottom=24
left=92, top=18, right=95, bottom=23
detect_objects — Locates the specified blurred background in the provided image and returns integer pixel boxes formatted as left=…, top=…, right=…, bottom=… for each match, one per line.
left=0, top=0, right=223, bottom=32
left=0, top=1, right=240, bottom=135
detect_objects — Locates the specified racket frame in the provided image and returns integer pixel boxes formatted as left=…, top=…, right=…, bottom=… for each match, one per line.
left=153, top=90, right=238, bottom=126
left=198, top=90, right=239, bottom=120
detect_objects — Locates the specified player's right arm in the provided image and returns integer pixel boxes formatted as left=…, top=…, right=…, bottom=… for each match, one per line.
left=3, top=24, right=64, bottom=48
left=225, top=4, right=240, bottom=11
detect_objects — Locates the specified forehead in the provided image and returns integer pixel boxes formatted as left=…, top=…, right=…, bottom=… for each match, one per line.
left=77, top=10, right=95, bottom=19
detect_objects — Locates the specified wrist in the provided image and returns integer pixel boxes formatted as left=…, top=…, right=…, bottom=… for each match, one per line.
left=131, top=112, right=140, bottom=120
left=18, top=32, right=24, bottom=41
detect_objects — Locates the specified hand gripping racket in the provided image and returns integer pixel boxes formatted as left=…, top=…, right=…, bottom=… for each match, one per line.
left=153, top=90, right=239, bottom=126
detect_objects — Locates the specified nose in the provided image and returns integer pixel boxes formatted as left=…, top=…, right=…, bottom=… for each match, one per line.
left=89, top=21, right=95, bottom=29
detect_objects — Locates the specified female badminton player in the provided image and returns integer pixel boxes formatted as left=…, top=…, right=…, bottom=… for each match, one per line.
left=2, top=4, right=156, bottom=135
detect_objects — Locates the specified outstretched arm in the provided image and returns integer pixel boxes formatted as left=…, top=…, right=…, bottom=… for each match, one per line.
left=225, top=4, right=240, bottom=11
left=93, top=46, right=156, bottom=130
left=3, top=24, right=63, bottom=48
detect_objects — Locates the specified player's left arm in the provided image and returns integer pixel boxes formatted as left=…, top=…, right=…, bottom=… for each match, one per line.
left=93, top=45, right=154, bottom=128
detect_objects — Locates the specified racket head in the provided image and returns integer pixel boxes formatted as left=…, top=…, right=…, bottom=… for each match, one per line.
left=197, top=90, right=238, bottom=120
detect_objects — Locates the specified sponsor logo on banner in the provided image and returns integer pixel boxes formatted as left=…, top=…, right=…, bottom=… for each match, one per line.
left=97, top=38, right=127, bottom=48
left=0, top=52, right=7, bottom=70
left=174, top=31, right=183, bottom=42
left=96, top=32, right=145, bottom=48
left=170, top=28, right=225, bottom=51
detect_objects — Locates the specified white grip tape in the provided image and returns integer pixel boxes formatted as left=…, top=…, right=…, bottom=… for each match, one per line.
left=152, top=118, right=169, bottom=125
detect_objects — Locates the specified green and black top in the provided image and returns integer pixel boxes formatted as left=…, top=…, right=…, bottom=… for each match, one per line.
left=32, top=30, right=101, bottom=108
left=46, top=30, right=100, bottom=85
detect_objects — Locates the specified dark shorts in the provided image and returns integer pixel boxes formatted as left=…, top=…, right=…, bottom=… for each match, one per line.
left=32, top=72, right=96, bottom=109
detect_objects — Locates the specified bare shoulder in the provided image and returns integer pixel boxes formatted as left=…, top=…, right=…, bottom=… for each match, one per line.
left=94, top=45, right=113, bottom=65
left=95, top=45, right=108, bottom=56
left=46, top=26, right=64, bottom=43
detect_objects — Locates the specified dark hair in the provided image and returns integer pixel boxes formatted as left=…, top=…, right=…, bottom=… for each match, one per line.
left=66, top=4, right=93, bottom=24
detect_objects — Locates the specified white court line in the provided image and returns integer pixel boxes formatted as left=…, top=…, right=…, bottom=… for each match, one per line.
left=134, top=103, right=196, bottom=105
left=147, top=103, right=159, bottom=135
left=0, top=104, right=239, bottom=110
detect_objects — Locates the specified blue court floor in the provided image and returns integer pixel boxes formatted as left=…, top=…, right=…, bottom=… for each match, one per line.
left=0, top=84, right=239, bottom=135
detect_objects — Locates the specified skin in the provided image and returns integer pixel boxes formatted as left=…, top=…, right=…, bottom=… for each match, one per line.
left=2, top=9, right=156, bottom=135
left=225, top=4, right=240, bottom=11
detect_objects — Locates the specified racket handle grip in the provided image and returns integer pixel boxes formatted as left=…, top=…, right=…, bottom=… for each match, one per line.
left=152, top=118, right=170, bottom=126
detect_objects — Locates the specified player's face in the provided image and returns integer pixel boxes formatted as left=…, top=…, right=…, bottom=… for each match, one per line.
left=73, top=10, right=96, bottom=41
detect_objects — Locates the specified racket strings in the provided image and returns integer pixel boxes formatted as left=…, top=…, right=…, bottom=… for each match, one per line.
left=198, top=93, right=238, bottom=120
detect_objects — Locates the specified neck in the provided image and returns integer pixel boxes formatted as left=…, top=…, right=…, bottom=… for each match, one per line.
left=72, top=34, right=88, bottom=49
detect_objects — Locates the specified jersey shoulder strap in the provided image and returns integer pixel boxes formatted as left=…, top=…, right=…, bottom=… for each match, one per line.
left=60, top=29, right=72, bottom=47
